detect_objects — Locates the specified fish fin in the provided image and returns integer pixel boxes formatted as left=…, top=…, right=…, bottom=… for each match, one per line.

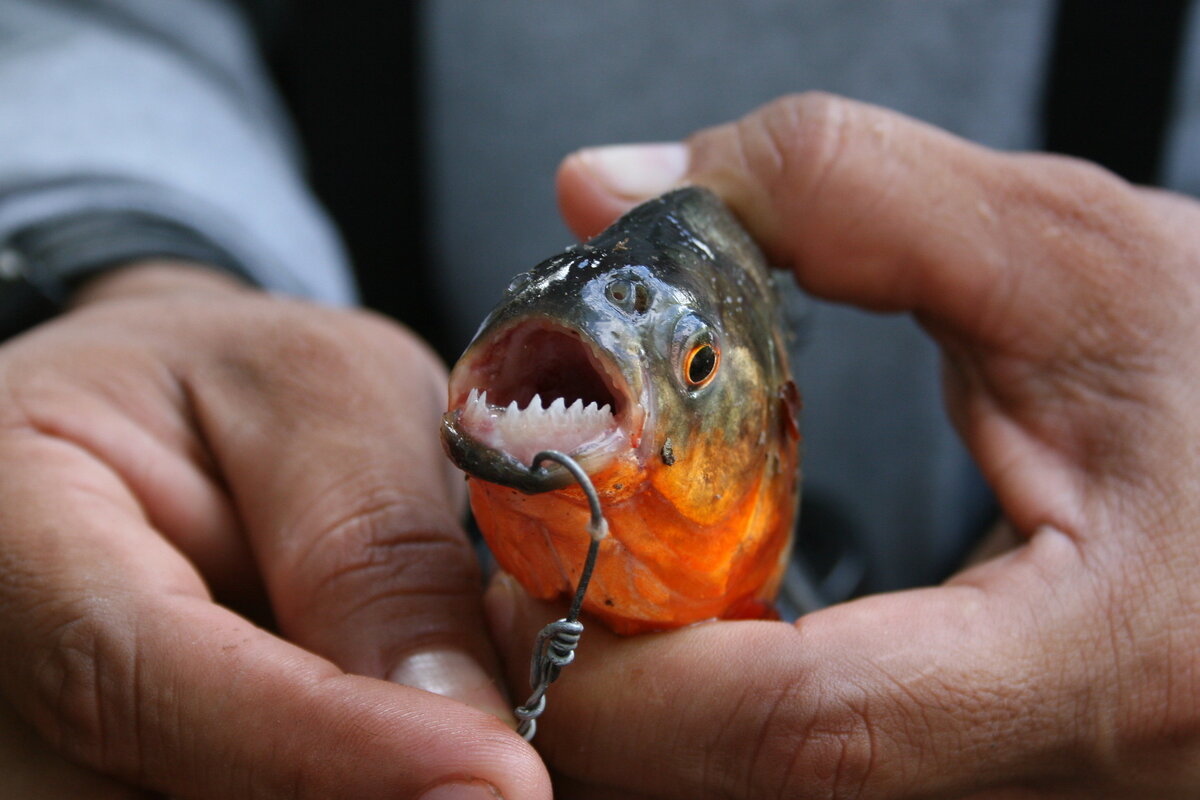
left=778, top=380, right=802, bottom=441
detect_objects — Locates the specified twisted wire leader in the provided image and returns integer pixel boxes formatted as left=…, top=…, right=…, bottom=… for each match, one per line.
left=514, top=450, right=608, bottom=742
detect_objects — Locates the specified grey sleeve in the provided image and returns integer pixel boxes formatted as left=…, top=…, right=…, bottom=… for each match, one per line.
left=0, top=0, right=355, bottom=305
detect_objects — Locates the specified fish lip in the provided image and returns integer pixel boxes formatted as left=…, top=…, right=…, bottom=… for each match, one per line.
left=440, top=412, right=597, bottom=492
left=442, top=317, right=643, bottom=492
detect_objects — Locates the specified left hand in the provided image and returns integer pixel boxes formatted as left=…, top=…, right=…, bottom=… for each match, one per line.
left=0, top=262, right=548, bottom=799
left=487, top=94, right=1200, bottom=798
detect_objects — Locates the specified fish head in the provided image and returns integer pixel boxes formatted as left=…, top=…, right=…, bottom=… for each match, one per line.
left=441, top=187, right=799, bottom=633
left=442, top=187, right=786, bottom=498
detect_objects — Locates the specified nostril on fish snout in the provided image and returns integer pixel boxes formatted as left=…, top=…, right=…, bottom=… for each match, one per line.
left=605, top=277, right=651, bottom=315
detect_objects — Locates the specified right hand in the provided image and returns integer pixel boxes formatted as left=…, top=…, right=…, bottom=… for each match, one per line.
left=488, top=93, right=1200, bottom=798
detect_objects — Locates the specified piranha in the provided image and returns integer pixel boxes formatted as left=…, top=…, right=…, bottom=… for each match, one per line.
left=441, top=187, right=800, bottom=635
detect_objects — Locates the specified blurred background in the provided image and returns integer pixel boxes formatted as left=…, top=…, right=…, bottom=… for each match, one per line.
left=256, top=0, right=1193, bottom=599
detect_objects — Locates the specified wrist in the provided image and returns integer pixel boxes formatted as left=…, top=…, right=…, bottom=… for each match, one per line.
left=71, top=259, right=251, bottom=308
left=0, top=209, right=256, bottom=340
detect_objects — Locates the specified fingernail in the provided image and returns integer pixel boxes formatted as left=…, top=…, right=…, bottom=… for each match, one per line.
left=388, top=648, right=512, bottom=723
left=575, top=142, right=689, bottom=199
left=418, top=779, right=503, bottom=800
left=483, top=571, right=521, bottom=645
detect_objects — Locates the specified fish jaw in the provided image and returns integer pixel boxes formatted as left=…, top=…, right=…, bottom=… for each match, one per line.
left=465, top=433, right=798, bottom=634
left=442, top=317, right=646, bottom=492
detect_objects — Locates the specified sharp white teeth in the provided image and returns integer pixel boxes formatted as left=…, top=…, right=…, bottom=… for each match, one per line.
left=462, top=388, right=490, bottom=426
left=457, top=383, right=621, bottom=465
left=460, top=390, right=615, bottom=420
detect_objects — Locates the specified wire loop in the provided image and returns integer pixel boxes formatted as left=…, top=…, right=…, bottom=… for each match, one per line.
left=514, top=450, right=606, bottom=741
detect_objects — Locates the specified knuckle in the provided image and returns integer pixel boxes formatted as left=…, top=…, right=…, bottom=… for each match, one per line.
left=726, top=679, right=880, bottom=800
left=783, top=702, right=879, bottom=800
left=748, top=92, right=854, bottom=202
left=237, top=308, right=365, bottom=395
left=764, top=90, right=849, bottom=131
left=25, top=599, right=142, bottom=777
left=281, top=481, right=477, bottom=631
left=1100, top=562, right=1200, bottom=776
left=211, top=301, right=445, bottom=416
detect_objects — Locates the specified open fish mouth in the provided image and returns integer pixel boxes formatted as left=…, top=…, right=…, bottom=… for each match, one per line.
left=442, top=319, right=640, bottom=491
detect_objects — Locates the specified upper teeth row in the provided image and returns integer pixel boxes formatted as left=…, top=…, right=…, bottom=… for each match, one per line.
left=465, top=388, right=611, bottom=418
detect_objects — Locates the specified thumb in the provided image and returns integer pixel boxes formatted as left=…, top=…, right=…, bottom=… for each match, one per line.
left=557, top=91, right=1191, bottom=541
left=487, top=527, right=1119, bottom=798
left=558, top=92, right=1166, bottom=352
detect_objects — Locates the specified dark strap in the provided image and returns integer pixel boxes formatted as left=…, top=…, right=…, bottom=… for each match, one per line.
left=1043, top=0, right=1194, bottom=185
left=0, top=210, right=250, bottom=341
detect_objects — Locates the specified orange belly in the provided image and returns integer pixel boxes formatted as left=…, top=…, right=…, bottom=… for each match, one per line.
left=470, top=443, right=798, bottom=635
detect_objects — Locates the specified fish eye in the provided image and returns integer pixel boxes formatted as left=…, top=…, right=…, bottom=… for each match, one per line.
left=673, top=313, right=720, bottom=390
left=685, top=343, right=719, bottom=387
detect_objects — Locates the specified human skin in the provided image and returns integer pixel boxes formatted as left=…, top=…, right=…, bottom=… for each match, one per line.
left=0, top=263, right=551, bottom=799
left=486, top=94, right=1200, bottom=798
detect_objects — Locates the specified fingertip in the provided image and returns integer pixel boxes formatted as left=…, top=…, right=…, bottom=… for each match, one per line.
left=308, top=675, right=551, bottom=800
left=555, top=154, right=628, bottom=240
left=389, top=647, right=514, bottom=725
left=573, top=143, right=690, bottom=199
left=418, top=779, right=505, bottom=800
left=556, top=143, right=688, bottom=240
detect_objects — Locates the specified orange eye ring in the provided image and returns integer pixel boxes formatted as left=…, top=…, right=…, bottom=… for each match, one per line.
left=684, top=343, right=720, bottom=387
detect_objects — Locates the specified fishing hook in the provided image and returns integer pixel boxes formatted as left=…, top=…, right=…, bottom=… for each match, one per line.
left=513, top=450, right=608, bottom=742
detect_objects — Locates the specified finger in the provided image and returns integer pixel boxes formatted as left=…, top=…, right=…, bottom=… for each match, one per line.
left=0, top=694, right=150, bottom=799
left=557, top=93, right=1181, bottom=352
left=1, top=315, right=257, bottom=605
left=556, top=142, right=690, bottom=241
left=0, top=430, right=548, bottom=799
left=558, top=94, right=1196, bottom=539
left=180, top=302, right=508, bottom=716
left=550, top=773, right=660, bottom=800
left=486, top=528, right=1137, bottom=799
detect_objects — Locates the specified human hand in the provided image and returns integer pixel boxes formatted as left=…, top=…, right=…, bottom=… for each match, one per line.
left=486, top=94, right=1200, bottom=798
left=0, top=262, right=549, bottom=799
